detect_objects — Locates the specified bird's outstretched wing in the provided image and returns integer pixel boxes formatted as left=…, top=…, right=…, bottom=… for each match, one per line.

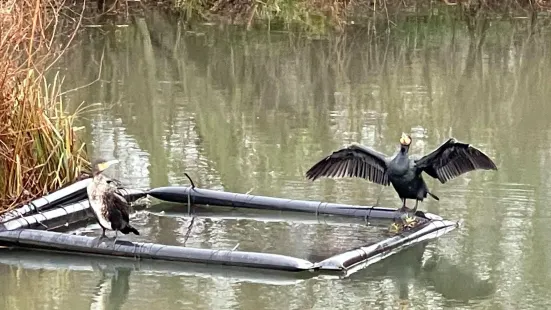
left=305, top=143, right=391, bottom=186
left=415, top=138, right=497, bottom=184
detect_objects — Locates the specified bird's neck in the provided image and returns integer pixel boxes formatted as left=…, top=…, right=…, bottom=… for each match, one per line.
left=93, top=173, right=108, bottom=183
left=400, top=145, right=409, bottom=154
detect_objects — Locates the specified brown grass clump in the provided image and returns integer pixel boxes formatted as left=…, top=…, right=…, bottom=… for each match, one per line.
left=0, top=0, right=89, bottom=213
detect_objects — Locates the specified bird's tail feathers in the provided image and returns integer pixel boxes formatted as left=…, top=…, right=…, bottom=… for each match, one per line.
left=120, top=225, right=140, bottom=235
left=428, top=191, right=440, bottom=201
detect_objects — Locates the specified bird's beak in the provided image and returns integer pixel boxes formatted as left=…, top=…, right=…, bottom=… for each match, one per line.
left=400, top=132, right=410, bottom=145
left=97, top=159, right=119, bottom=172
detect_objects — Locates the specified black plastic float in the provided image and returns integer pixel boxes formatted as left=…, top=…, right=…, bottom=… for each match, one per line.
left=147, top=186, right=443, bottom=221
left=0, top=178, right=92, bottom=223
left=0, top=214, right=457, bottom=275
left=0, top=183, right=459, bottom=276
left=0, top=178, right=147, bottom=224
left=0, top=200, right=91, bottom=232
left=0, top=248, right=316, bottom=285
left=149, top=207, right=377, bottom=226
left=316, top=219, right=457, bottom=274
left=0, top=242, right=427, bottom=285
left=0, top=229, right=316, bottom=272
left=0, top=188, right=146, bottom=232
left=0, top=242, right=494, bottom=300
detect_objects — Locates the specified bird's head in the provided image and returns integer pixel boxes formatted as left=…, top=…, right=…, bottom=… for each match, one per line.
left=399, top=132, right=412, bottom=146
left=91, top=158, right=119, bottom=176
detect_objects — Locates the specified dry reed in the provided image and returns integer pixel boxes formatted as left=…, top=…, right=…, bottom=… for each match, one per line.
left=0, top=0, right=89, bottom=213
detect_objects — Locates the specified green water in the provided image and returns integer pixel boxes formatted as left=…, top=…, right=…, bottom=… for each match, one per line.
left=2, top=9, right=551, bottom=310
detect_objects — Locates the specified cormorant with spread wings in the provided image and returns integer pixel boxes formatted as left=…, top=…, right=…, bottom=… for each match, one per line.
left=306, top=133, right=498, bottom=215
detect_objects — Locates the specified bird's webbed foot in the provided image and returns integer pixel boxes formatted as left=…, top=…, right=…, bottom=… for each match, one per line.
left=393, top=202, right=411, bottom=221
left=389, top=222, right=402, bottom=234
left=399, top=205, right=419, bottom=229
left=390, top=200, right=420, bottom=233
left=401, top=214, right=418, bottom=229
left=112, top=231, right=119, bottom=248
left=94, top=235, right=107, bottom=247
left=398, top=205, right=414, bottom=214
left=389, top=215, right=419, bottom=234
left=94, top=229, right=109, bottom=247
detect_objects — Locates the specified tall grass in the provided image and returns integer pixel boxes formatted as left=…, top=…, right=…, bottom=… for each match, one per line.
left=0, top=0, right=89, bottom=213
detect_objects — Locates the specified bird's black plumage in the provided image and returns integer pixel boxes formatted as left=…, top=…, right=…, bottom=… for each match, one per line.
left=102, top=187, right=139, bottom=235
left=305, top=143, right=390, bottom=186
left=413, top=139, right=497, bottom=184
left=306, top=134, right=498, bottom=213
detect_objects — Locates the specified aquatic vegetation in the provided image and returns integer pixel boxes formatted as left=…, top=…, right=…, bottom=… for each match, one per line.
left=166, top=0, right=551, bottom=32
left=0, top=0, right=89, bottom=212
left=84, top=0, right=551, bottom=34
left=171, top=0, right=350, bottom=31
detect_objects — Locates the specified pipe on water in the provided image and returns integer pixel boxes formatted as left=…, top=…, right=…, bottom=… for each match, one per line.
left=316, top=219, right=459, bottom=274
left=0, top=179, right=148, bottom=224
left=0, top=229, right=316, bottom=272
left=0, top=248, right=319, bottom=285
left=0, top=188, right=147, bottom=232
left=0, top=178, right=93, bottom=223
left=0, top=217, right=458, bottom=274
left=0, top=183, right=459, bottom=275
left=147, top=186, right=444, bottom=221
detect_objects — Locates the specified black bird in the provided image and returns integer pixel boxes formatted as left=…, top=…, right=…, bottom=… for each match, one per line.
left=305, top=133, right=498, bottom=215
left=86, top=159, right=140, bottom=242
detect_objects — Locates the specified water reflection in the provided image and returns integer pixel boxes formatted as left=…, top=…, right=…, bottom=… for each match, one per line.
left=420, top=253, right=496, bottom=305
left=0, top=242, right=494, bottom=309
left=17, top=9, right=551, bottom=310
left=90, top=266, right=132, bottom=310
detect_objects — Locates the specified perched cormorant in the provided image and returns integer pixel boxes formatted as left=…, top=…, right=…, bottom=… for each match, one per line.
left=87, top=159, right=139, bottom=241
left=306, top=133, right=498, bottom=215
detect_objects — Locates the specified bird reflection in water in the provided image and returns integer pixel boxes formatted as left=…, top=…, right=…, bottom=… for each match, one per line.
left=90, top=266, right=132, bottom=310
left=348, top=243, right=495, bottom=308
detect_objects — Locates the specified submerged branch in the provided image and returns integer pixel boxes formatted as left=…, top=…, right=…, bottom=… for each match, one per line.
left=182, top=216, right=196, bottom=246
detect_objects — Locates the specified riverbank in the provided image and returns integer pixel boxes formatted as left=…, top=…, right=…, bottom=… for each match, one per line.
left=88, top=0, right=551, bottom=32
left=0, top=0, right=89, bottom=212
left=155, top=0, right=551, bottom=31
